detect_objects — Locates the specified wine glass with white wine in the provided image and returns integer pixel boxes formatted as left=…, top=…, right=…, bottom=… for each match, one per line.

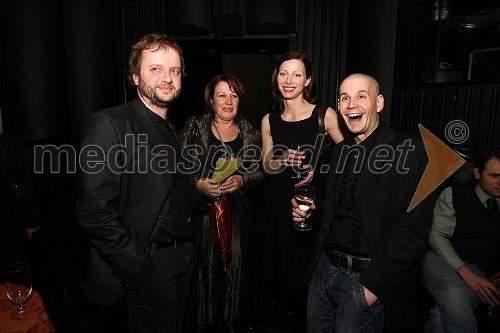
left=5, top=262, right=32, bottom=318
left=293, top=184, right=316, bottom=231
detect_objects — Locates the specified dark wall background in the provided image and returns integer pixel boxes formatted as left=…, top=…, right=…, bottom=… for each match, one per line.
left=344, top=0, right=399, bottom=123
left=392, top=0, right=500, bottom=153
left=0, top=1, right=498, bottom=322
left=0, top=0, right=122, bottom=143
left=1, top=0, right=498, bottom=149
left=0, top=0, right=69, bottom=141
left=0, top=0, right=498, bottom=169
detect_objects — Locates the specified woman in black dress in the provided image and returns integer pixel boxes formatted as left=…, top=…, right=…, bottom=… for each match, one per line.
left=260, top=51, right=345, bottom=329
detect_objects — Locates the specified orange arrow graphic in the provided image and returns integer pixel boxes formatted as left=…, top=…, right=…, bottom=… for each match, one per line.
left=408, top=124, right=466, bottom=212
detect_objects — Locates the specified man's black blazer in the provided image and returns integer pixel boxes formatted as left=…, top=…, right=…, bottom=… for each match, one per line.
left=307, top=123, right=435, bottom=331
left=76, top=98, right=197, bottom=306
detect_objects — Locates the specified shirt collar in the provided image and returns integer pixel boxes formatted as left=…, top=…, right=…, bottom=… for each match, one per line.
left=147, top=108, right=169, bottom=123
left=359, top=123, right=382, bottom=149
left=345, top=123, right=383, bottom=148
left=475, top=184, right=500, bottom=207
left=145, top=106, right=170, bottom=135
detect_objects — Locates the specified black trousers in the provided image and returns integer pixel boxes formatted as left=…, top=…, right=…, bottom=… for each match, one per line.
left=127, top=242, right=193, bottom=333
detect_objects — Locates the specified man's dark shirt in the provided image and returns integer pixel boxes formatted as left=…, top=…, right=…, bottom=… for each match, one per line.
left=326, top=124, right=382, bottom=257
left=147, top=109, right=194, bottom=242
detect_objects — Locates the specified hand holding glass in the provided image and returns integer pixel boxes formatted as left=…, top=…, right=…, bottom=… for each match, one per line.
left=294, top=184, right=316, bottom=231
left=486, top=272, right=500, bottom=319
left=5, top=262, right=32, bottom=318
left=289, top=144, right=306, bottom=179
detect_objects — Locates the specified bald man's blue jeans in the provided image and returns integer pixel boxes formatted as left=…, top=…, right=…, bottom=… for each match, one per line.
left=307, top=252, right=384, bottom=333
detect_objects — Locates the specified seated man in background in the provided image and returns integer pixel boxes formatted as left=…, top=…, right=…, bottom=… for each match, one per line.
left=421, top=148, right=500, bottom=333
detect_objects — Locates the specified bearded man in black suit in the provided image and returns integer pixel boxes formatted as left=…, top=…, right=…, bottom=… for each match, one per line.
left=293, top=73, right=435, bottom=332
left=77, top=34, right=197, bottom=333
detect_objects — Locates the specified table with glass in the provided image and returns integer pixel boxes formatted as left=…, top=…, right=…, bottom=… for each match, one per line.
left=0, top=284, right=55, bottom=333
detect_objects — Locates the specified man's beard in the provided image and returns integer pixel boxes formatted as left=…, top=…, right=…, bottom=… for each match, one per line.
left=137, top=79, right=180, bottom=108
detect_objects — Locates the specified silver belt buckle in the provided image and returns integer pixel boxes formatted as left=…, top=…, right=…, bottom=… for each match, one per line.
left=347, top=256, right=353, bottom=273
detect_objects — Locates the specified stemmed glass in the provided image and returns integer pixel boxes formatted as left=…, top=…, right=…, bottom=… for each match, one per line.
left=290, top=144, right=306, bottom=179
left=486, top=272, right=500, bottom=319
left=293, top=184, right=316, bottom=231
left=5, top=262, right=32, bottom=318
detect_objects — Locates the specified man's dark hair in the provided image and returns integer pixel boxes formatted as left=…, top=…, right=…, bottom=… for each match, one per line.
left=127, top=33, right=185, bottom=85
left=474, top=148, right=500, bottom=173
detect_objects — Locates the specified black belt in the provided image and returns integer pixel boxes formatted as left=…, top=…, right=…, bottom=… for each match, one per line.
left=147, top=239, right=191, bottom=250
left=324, top=248, right=371, bottom=274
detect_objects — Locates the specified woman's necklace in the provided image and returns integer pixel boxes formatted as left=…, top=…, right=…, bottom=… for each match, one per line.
left=212, top=121, right=236, bottom=158
left=212, top=121, right=238, bottom=142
